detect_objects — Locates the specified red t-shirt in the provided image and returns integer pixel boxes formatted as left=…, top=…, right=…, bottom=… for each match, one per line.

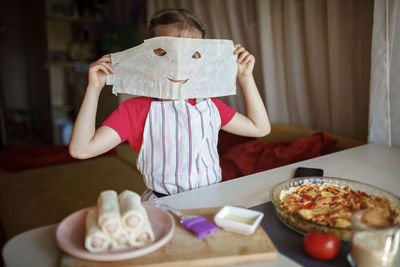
left=102, top=97, right=236, bottom=151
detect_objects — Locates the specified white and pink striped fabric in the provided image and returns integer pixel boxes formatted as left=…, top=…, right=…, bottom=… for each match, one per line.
left=137, top=98, right=222, bottom=196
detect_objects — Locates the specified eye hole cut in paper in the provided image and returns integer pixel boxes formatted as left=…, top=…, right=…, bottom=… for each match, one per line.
left=106, top=36, right=238, bottom=100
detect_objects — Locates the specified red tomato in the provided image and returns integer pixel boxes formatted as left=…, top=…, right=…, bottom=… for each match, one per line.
left=303, top=230, right=340, bottom=260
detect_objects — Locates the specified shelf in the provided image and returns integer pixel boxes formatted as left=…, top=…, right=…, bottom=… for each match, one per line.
left=49, top=61, right=91, bottom=67
left=46, top=14, right=101, bottom=23
left=52, top=105, right=74, bottom=111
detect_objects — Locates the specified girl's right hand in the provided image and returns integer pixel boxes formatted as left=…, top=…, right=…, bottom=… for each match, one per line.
left=88, top=54, right=115, bottom=91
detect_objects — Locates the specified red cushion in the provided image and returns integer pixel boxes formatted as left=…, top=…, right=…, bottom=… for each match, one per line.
left=220, top=132, right=337, bottom=181
left=217, top=131, right=256, bottom=155
left=0, top=145, right=116, bottom=172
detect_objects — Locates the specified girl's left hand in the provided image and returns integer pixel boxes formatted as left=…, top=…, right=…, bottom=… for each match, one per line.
left=234, top=43, right=255, bottom=78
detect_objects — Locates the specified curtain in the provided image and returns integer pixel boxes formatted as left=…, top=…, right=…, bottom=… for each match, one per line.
left=147, top=0, right=374, bottom=140
left=369, top=0, right=400, bottom=147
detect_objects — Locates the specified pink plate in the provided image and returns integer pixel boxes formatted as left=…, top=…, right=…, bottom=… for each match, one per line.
left=56, top=204, right=175, bottom=261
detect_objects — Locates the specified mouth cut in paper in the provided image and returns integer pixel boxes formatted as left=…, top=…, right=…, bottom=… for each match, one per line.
left=106, top=36, right=237, bottom=100
left=168, top=77, right=189, bottom=84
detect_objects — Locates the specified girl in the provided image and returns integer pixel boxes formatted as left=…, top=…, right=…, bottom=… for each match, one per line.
left=69, top=8, right=271, bottom=200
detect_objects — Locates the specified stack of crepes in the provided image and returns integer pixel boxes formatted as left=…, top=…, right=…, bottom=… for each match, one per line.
left=85, top=190, right=155, bottom=252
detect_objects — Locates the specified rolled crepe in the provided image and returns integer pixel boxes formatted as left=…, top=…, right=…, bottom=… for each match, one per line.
left=97, top=190, right=122, bottom=237
left=110, top=229, right=130, bottom=251
left=129, top=221, right=155, bottom=248
left=119, top=190, right=147, bottom=232
left=85, top=208, right=111, bottom=252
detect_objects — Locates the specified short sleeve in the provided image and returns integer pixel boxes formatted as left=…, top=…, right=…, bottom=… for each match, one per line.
left=101, top=97, right=152, bottom=151
left=211, top=98, right=236, bottom=127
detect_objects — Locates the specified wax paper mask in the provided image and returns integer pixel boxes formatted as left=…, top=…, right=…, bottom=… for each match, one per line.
left=106, top=36, right=237, bottom=99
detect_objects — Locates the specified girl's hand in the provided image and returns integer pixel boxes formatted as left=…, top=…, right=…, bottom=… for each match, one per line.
left=234, top=44, right=255, bottom=78
left=88, top=54, right=115, bottom=91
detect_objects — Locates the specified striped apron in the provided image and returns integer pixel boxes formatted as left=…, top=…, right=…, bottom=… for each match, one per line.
left=137, top=98, right=222, bottom=198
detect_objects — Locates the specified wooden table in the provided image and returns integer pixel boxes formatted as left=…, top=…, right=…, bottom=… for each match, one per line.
left=3, top=143, right=400, bottom=267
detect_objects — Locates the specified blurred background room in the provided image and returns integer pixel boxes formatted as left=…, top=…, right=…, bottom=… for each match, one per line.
left=1, top=1, right=400, bottom=264
left=1, top=0, right=147, bottom=147
left=1, top=0, right=399, bottom=149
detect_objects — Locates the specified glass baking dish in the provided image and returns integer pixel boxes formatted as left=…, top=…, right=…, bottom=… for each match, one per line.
left=269, top=176, right=400, bottom=241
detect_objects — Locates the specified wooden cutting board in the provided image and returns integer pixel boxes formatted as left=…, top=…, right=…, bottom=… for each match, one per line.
left=61, top=207, right=278, bottom=267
